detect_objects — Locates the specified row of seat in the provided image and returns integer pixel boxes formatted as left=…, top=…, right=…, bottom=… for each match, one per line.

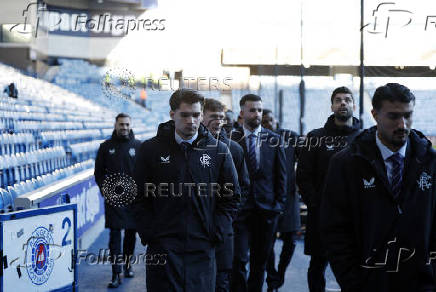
left=0, top=147, right=67, bottom=188
left=1, top=98, right=112, bottom=123
left=0, top=159, right=94, bottom=212
left=40, top=129, right=102, bottom=144
left=0, top=101, right=48, bottom=113
left=13, top=120, right=84, bottom=131
left=0, top=133, right=36, bottom=155
left=1, top=107, right=115, bottom=125
left=68, top=140, right=103, bottom=163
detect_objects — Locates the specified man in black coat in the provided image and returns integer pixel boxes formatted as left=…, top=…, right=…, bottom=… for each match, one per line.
left=261, top=109, right=301, bottom=291
left=202, top=98, right=250, bottom=292
left=94, top=113, right=142, bottom=288
left=133, top=89, right=240, bottom=292
left=296, top=86, right=361, bottom=292
left=230, top=94, right=287, bottom=292
left=321, top=83, right=436, bottom=292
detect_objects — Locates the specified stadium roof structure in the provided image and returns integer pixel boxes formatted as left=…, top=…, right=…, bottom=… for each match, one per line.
left=221, top=49, right=436, bottom=77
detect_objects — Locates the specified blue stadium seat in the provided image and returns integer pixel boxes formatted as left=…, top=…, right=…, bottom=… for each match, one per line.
left=7, top=185, right=17, bottom=200
left=0, top=188, right=13, bottom=212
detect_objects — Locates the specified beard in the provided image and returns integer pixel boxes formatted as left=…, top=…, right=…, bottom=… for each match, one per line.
left=246, top=117, right=261, bottom=129
left=390, top=129, right=410, bottom=147
left=334, top=109, right=352, bottom=122
left=116, top=130, right=129, bottom=139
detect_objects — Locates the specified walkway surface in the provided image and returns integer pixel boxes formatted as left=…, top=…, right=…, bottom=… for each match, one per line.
left=78, top=230, right=340, bottom=291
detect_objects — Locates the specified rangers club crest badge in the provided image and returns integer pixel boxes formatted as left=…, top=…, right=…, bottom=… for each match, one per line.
left=25, top=226, right=55, bottom=285
left=417, top=172, right=432, bottom=191
left=129, top=148, right=136, bottom=157
left=200, top=154, right=211, bottom=168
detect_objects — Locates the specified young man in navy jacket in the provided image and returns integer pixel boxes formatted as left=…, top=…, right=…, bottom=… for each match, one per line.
left=133, top=89, right=240, bottom=291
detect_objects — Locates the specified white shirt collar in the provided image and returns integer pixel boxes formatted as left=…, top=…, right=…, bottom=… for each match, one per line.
left=375, top=130, right=407, bottom=161
left=243, top=125, right=262, bottom=137
left=174, top=130, right=198, bottom=145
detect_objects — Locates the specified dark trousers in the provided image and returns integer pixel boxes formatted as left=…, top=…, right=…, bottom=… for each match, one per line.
left=307, top=255, right=328, bottom=292
left=231, top=209, right=279, bottom=292
left=266, top=231, right=297, bottom=289
left=146, top=244, right=216, bottom=292
left=216, top=231, right=234, bottom=292
left=109, top=228, right=136, bottom=274
left=216, top=270, right=231, bottom=292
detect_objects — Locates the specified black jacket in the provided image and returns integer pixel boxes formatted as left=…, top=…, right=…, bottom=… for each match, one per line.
left=320, top=127, right=436, bottom=292
left=231, top=127, right=287, bottom=214
left=296, top=115, right=361, bottom=255
left=277, top=129, right=301, bottom=233
left=94, top=130, right=142, bottom=229
left=133, top=120, right=240, bottom=252
left=217, top=129, right=250, bottom=212
left=215, top=129, right=250, bottom=270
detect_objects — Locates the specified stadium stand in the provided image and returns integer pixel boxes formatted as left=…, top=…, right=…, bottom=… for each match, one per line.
left=0, top=62, right=160, bottom=214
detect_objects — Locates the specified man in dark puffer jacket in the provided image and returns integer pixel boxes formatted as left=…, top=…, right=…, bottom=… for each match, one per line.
left=133, top=89, right=240, bottom=292
left=321, top=83, right=436, bottom=292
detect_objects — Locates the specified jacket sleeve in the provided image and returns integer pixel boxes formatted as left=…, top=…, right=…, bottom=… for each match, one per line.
left=428, top=173, right=436, bottom=291
left=94, top=143, right=105, bottom=190
left=132, top=141, right=154, bottom=245
left=274, top=142, right=287, bottom=212
left=320, top=152, right=361, bottom=292
left=296, top=132, right=318, bottom=207
left=215, top=145, right=240, bottom=242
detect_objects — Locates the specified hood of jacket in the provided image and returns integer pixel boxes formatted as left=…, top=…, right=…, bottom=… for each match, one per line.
left=349, top=126, right=433, bottom=162
left=156, top=120, right=213, bottom=147
left=324, top=114, right=361, bottom=135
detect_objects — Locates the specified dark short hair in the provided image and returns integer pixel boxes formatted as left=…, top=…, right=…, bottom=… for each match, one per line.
left=169, top=89, right=204, bottom=111
left=262, top=109, right=273, bottom=117
left=240, top=94, right=262, bottom=107
left=372, top=83, right=415, bottom=111
left=331, top=86, right=353, bottom=104
left=204, top=98, right=225, bottom=113
left=115, top=113, right=131, bottom=121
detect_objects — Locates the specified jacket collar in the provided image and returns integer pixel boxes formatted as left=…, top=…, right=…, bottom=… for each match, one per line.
left=350, top=126, right=431, bottom=161
left=350, top=126, right=433, bottom=202
left=156, top=120, right=212, bottom=148
left=243, top=125, right=262, bottom=137
left=324, top=114, right=361, bottom=134
left=375, top=130, right=407, bottom=161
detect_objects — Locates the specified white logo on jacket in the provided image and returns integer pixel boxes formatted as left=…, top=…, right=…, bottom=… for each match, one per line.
left=363, top=177, right=376, bottom=189
left=129, top=148, right=136, bottom=157
left=160, top=155, right=170, bottom=163
left=109, top=148, right=115, bottom=155
left=417, top=172, right=432, bottom=191
left=200, top=154, right=211, bottom=168
left=326, top=144, right=335, bottom=151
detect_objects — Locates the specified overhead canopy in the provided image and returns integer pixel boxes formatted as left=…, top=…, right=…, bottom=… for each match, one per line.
left=222, top=0, right=436, bottom=74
